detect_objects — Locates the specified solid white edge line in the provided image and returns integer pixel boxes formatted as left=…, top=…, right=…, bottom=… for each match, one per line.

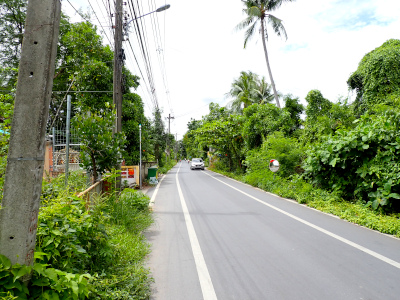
left=177, top=164, right=218, bottom=300
left=203, top=171, right=400, bottom=270
left=149, top=168, right=167, bottom=207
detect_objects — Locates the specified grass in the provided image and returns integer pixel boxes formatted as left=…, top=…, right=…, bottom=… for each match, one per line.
left=208, top=166, right=400, bottom=238
left=90, top=189, right=154, bottom=299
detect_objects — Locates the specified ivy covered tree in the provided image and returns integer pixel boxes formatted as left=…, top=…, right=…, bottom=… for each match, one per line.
left=347, top=39, right=400, bottom=114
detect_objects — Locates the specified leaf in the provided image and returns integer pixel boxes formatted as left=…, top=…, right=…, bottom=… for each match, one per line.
left=44, top=237, right=54, bottom=247
left=0, top=254, right=11, bottom=269
left=388, top=193, right=400, bottom=199
left=329, top=158, right=338, bottom=167
left=371, top=199, right=380, bottom=210
left=384, top=182, right=392, bottom=193
left=44, top=268, right=58, bottom=281
left=362, top=144, right=369, bottom=149
left=51, top=229, right=62, bottom=236
left=12, top=265, right=31, bottom=282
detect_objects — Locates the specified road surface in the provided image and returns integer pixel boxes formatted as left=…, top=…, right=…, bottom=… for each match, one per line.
left=146, top=162, right=400, bottom=299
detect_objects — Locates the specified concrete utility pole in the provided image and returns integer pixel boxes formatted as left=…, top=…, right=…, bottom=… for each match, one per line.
left=0, top=0, right=61, bottom=266
left=113, top=0, right=123, bottom=134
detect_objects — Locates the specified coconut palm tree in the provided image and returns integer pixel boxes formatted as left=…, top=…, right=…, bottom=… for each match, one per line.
left=236, top=0, right=295, bottom=108
left=226, top=71, right=259, bottom=114
left=255, top=76, right=275, bottom=104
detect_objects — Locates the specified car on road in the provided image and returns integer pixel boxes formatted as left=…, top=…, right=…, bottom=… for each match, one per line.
left=190, top=158, right=204, bottom=170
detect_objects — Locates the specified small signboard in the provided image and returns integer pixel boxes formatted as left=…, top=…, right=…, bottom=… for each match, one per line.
left=121, top=166, right=137, bottom=186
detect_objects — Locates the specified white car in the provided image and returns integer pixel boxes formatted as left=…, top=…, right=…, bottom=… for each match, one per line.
left=190, top=158, right=205, bottom=170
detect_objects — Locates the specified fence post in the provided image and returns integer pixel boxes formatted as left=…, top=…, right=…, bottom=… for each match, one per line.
left=65, top=95, right=71, bottom=186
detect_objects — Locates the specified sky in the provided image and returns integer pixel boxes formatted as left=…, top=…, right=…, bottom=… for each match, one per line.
left=64, top=0, right=400, bottom=140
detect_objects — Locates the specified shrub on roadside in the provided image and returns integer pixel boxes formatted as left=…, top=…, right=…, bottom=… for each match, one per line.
left=0, top=170, right=154, bottom=299
left=245, top=132, right=304, bottom=178
left=303, top=111, right=400, bottom=210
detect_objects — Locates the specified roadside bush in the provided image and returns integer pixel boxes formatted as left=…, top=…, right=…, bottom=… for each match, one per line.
left=245, top=132, right=304, bottom=178
left=158, top=159, right=176, bottom=174
left=0, top=170, right=154, bottom=299
left=303, top=111, right=400, bottom=210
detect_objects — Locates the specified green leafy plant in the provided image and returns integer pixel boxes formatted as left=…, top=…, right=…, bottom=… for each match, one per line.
left=72, top=107, right=125, bottom=183
left=0, top=253, right=91, bottom=299
left=303, top=111, right=400, bottom=210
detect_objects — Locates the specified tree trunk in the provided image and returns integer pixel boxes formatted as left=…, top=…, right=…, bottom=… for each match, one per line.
left=261, top=19, right=281, bottom=108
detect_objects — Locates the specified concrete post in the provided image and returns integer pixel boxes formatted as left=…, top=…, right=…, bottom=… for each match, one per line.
left=0, top=0, right=61, bottom=266
left=113, top=0, right=123, bottom=134
left=65, top=95, right=71, bottom=186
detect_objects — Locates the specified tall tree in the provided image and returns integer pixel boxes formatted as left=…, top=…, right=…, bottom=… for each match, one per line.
left=226, top=71, right=260, bottom=114
left=150, top=108, right=166, bottom=166
left=226, top=71, right=274, bottom=114
left=347, top=39, right=400, bottom=114
left=236, top=0, right=295, bottom=108
left=255, top=76, right=275, bottom=104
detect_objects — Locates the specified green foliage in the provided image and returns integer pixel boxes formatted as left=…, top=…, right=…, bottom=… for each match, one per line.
left=2, top=170, right=154, bottom=298
left=303, top=111, right=400, bottom=210
left=302, top=91, right=355, bottom=144
left=0, top=252, right=91, bottom=299
left=283, top=94, right=304, bottom=135
left=242, top=103, right=292, bottom=149
left=0, top=95, right=14, bottom=202
left=106, top=189, right=152, bottom=233
left=158, top=159, right=177, bottom=175
left=122, top=93, right=150, bottom=165
left=347, top=39, right=400, bottom=113
left=37, top=196, right=112, bottom=274
left=245, top=132, right=304, bottom=178
left=150, top=108, right=166, bottom=167
left=72, top=108, right=125, bottom=182
left=193, top=114, right=244, bottom=172
left=0, top=0, right=26, bottom=88
left=226, top=71, right=274, bottom=114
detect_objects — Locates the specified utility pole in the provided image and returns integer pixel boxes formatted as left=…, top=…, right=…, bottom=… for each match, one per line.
left=166, top=114, right=174, bottom=162
left=0, top=0, right=61, bottom=266
left=113, top=0, right=124, bottom=189
left=113, top=0, right=123, bottom=134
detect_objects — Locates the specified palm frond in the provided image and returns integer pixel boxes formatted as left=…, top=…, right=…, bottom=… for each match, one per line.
left=266, top=14, right=287, bottom=40
left=244, top=21, right=258, bottom=48
left=235, top=16, right=256, bottom=31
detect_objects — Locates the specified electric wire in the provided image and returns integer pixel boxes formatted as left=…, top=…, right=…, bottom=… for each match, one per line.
left=126, top=0, right=159, bottom=109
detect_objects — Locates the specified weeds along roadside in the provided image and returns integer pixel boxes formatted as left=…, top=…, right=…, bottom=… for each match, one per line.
left=0, top=170, right=154, bottom=299
left=208, top=167, right=400, bottom=238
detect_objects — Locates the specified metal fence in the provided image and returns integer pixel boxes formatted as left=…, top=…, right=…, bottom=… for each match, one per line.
left=47, top=126, right=82, bottom=176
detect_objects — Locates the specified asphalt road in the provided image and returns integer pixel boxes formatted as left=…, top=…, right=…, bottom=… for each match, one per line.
left=146, top=162, right=400, bottom=300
